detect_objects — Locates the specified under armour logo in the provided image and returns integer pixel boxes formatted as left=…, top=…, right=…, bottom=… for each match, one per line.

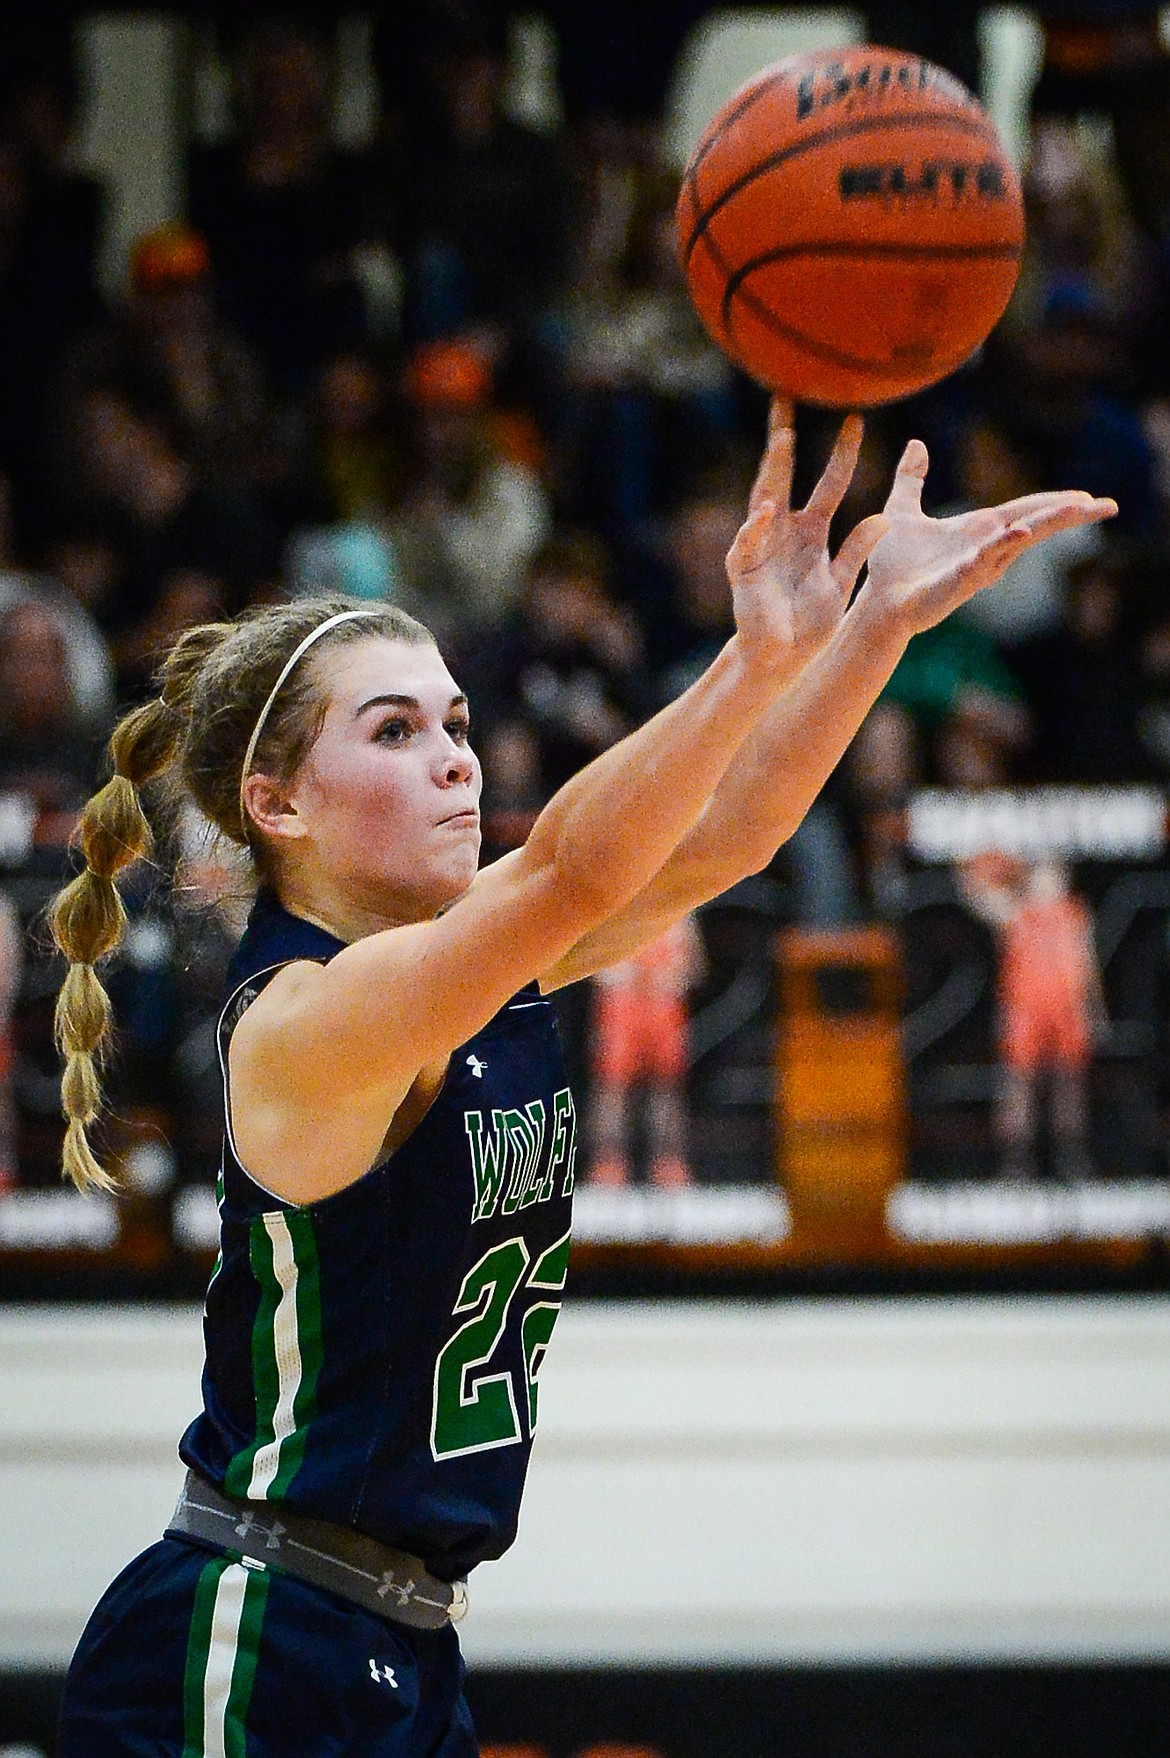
left=377, top=1571, right=417, bottom=1607
left=234, top=1511, right=285, bottom=1551
left=369, top=1659, right=399, bottom=1688
left=466, top=1055, right=487, bottom=1078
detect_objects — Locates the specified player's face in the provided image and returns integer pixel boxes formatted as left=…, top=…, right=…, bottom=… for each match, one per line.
left=286, top=636, right=482, bottom=921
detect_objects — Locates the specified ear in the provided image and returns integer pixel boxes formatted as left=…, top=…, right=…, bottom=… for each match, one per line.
left=242, top=772, right=308, bottom=844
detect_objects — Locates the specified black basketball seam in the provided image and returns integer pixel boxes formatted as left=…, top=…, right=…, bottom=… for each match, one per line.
left=688, top=69, right=790, bottom=181
left=680, top=110, right=999, bottom=267
left=719, top=240, right=1022, bottom=333
left=726, top=275, right=988, bottom=377
left=692, top=215, right=751, bottom=373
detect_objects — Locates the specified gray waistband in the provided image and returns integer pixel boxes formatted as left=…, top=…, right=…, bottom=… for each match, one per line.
left=167, top=1470, right=468, bottom=1631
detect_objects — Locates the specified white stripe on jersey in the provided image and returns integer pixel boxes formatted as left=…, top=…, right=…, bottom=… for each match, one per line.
left=201, top=1563, right=250, bottom=1758
left=248, top=1212, right=304, bottom=1498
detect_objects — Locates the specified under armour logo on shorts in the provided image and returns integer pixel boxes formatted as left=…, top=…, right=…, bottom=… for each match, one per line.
left=369, top=1659, right=399, bottom=1688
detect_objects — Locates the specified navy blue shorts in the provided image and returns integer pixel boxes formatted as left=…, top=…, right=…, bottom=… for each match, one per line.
left=59, top=1537, right=478, bottom=1757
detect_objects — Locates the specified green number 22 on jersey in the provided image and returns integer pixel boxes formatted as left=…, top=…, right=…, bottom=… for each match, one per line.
left=430, top=1231, right=570, bottom=1460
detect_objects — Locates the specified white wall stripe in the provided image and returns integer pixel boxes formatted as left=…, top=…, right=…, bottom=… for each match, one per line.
left=201, top=1563, right=249, bottom=1758
left=247, top=1213, right=303, bottom=1499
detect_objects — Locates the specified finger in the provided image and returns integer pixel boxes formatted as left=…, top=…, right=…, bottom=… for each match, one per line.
left=986, top=489, right=1099, bottom=522
left=770, top=394, right=794, bottom=432
left=748, top=400, right=795, bottom=514
left=963, top=518, right=1058, bottom=584
left=926, top=528, right=1029, bottom=605
left=831, top=513, right=889, bottom=593
left=727, top=499, right=776, bottom=575
left=934, top=507, right=1102, bottom=606
left=1014, top=498, right=1118, bottom=536
left=992, top=499, right=1118, bottom=547
left=882, top=437, right=929, bottom=516
left=803, top=412, right=864, bottom=521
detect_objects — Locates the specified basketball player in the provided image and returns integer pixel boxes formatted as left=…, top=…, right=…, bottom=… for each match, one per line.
left=51, top=405, right=1113, bottom=1756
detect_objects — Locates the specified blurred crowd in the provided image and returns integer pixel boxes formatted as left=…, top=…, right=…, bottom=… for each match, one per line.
left=2, top=4, right=1170, bottom=1198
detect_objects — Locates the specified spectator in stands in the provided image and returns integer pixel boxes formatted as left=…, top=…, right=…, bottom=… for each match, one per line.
left=0, top=598, right=100, bottom=808
left=650, top=469, right=858, bottom=924
left=313, top=350, right=407, bottom=521
left=1012, top=545, right=1150, bottom=781
left=388, top=337, right=549, bottom=641
left=66, top=224, right=269, bottom=492
left=39, top=516, right=125, bottom=629
left=0, top=474, right=113, bottom=732
left=471, top=528, right=648, bottom=801
left=545, top=0, right=707, bottom=137
left=0, top=37, right=103, bottom=283
left=559, top=165, right=742, bottom=537
left=377, top=4, right=573, bottom=354
left=947, top=411, right=1102, bottom=645
left=68, top=385, right=280, bottom=691
left=1001, top=287, right=1159, bottom=535
left=933, top=692, right=1028, bottom=789
left=646, top=468, right=744, bottom=703
left=1008, top=115, right=1145, bottom=360
left=881, top=607, right=1029, bottom=769
left=188, top=18, right=370, bottom=393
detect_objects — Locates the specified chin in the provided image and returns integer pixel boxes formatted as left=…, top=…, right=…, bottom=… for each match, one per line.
left=419, top=844, right=482, bottom=916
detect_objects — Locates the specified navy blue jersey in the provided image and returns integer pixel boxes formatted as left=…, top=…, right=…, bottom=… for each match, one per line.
left=180, top=893, right=576, bottom=1582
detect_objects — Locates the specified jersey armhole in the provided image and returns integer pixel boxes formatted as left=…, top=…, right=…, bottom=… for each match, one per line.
left=216, top=958, right=328, bottom=1210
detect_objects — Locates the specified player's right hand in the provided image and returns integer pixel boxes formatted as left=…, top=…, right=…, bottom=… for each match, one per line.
left=725, top=397, right=888, bottom=686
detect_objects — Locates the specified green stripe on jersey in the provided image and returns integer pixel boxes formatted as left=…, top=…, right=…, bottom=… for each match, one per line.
left=182, top=1556, right=270, bottom=1758
left=224, top=1209, right=323, bottom=1500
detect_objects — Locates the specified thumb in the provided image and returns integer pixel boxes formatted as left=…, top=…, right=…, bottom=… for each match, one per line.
left=832, top=513, right=889, bottom=593
left=883, top=438, right=929, bottom=516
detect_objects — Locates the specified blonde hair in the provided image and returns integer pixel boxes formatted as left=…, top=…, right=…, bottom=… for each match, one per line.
left=50, top=596, right=434, bottom=1192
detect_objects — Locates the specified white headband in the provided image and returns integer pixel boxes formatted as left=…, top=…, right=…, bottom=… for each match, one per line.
left=238, top=609, right=383, bottom=833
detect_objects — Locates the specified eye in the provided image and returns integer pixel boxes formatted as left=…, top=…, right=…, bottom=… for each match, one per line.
left=446, top=717, right=471, bottom=743
left=375, top=717, right=412, bottom=744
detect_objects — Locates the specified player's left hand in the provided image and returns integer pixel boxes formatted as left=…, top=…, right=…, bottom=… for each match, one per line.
left=863, top=438, right=1118, bottom=637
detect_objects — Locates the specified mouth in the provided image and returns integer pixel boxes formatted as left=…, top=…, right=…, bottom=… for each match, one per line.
left=438, top=809, right=480, bottom=828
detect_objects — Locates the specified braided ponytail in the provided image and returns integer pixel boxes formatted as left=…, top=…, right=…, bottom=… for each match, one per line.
left=51, top=695, right=186, bottom=1190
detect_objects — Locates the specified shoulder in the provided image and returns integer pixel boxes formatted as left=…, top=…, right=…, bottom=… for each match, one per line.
left=226, top=958, right=335, bottom=1064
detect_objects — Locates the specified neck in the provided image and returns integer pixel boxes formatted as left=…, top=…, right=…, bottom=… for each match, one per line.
left=273, top=870, right=443, bottom=945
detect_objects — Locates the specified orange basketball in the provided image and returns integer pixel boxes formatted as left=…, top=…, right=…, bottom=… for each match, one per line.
left=677, top=46, right=1024, bottom=407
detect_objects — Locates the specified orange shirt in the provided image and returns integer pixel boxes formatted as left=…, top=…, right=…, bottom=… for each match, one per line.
left=999, top=894, right=1095, bottom=1017
left=593, top=915, right=702, bottom=999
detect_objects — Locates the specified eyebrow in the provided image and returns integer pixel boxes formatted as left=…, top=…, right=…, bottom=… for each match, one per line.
left=354, top=691, right=468, bottom=718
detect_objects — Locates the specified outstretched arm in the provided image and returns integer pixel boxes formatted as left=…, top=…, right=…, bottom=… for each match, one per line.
left=228, top=412, right=877, bottom=1198
left=542, top=416, right=1116, bottom=988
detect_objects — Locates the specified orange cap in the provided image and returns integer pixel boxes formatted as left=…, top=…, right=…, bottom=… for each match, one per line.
left=405, top=339, right=491, bottom=407
left=131, top=225, right=212, bottom=291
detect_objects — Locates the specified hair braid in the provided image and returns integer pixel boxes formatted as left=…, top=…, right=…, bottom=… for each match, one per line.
left=50, top=694, right=186, bottom=1191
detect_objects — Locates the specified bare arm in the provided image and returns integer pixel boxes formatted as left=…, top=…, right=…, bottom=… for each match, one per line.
left=231, top=643, right=791, bottom=1197
left=540, top=591, right=906, bottom=984
left=543, top=428, right=1117, bottom=988
left=230, top=415, right=881, bottom=1198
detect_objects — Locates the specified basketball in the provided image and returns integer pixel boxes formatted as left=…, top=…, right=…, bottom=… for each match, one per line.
left=677, top=46, right=1025, bottom=407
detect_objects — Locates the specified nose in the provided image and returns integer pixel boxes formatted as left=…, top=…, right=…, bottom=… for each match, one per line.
left=437, top=730, right=475, bottom=787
